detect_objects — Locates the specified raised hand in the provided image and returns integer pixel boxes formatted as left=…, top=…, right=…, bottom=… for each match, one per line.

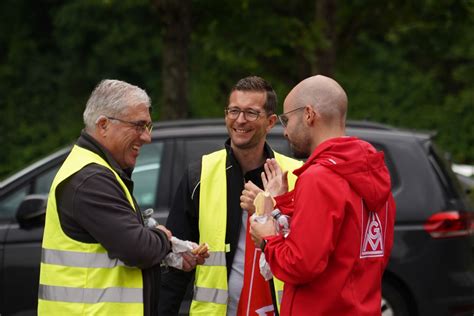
left=262, top=158, right=288, bottom=197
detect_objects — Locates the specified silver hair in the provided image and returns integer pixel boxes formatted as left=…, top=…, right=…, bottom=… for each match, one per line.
left=83, top=79, right=151, bottom=131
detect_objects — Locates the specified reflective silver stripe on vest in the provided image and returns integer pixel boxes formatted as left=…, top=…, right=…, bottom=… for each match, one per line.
left=278, top=290, right=283, bottom=304
left=202, top=251, right=226, bottom=266
left=38, top=284, right=142, bottom=304
left=193, top=286, right=228, bottom=305
left=42, top=248, right=126, bottom=268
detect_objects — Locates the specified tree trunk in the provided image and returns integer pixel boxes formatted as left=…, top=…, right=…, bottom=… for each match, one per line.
left=314, top=0, right=336, bottom=76
left=155, top=0, right=191, bottom=119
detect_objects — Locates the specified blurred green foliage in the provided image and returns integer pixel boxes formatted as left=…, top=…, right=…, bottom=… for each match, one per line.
left=1, top=0, right=473, bottom=179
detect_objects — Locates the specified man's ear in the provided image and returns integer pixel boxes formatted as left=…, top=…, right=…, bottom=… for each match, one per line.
left=304, top=105, right=316, bottom=125
left=266, top=113, right=277, bottom=131
left=96, top=116, right=109, bottom=135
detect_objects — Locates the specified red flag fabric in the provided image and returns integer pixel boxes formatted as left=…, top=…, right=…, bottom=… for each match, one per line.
left=237, top=216, right=275, bottom=316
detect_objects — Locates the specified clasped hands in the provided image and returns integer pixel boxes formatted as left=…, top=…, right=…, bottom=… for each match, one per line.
left=239, top=158, right=288, bottom=248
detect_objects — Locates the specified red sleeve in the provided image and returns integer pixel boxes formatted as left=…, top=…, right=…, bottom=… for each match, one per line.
left=264, top=167, right=347, bottom=285
left=274, top=190, right=295, bottom=216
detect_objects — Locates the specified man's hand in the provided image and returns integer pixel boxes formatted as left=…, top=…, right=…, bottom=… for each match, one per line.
left=250, top=217, right=277, bottom=248
left=191, top=243, right=210, bottom=260
left=262, top=159, right=288, bottom=197
left=181, top=252, right=198, bottom=272
left=156, top=225, right=172, bottom=240
left=180, top=244, right=210, bottom=272
left=182, top=248, right=209, bottom=271
left=240, top=180, right=263, bottom=215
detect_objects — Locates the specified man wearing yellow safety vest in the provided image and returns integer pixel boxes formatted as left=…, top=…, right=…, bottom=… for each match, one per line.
left=159, top=76, right=302, bottom=315
left=38, top=80, right=176, bottom=315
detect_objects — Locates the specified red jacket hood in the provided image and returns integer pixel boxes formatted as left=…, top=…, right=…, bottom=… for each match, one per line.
left=294, top=136, right=392, bottom=212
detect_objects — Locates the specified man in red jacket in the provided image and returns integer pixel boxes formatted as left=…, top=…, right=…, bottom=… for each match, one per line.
left=248, top=75, right=396, bottom=315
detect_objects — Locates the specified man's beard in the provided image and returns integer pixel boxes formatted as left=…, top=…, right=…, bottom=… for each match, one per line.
left=288, top=127, right=310, bottom=159
left=290, top=143, right=309, bottom=159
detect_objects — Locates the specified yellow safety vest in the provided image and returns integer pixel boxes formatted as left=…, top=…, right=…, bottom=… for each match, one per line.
left=38, top=145, right=143, bottom=315
left=190, top=149, right=302, bottom=315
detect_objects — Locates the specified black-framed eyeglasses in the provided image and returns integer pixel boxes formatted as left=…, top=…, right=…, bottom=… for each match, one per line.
left=278, top=107, right=305, bottom=127
left=225, top=107, right=265, bottom=122
left=105, top=116, right=153, bottom=134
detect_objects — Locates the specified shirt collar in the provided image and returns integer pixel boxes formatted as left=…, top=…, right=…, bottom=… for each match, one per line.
left=223, top=138, right=274, bottom=177
left=77, top=130, right=133, bottom=179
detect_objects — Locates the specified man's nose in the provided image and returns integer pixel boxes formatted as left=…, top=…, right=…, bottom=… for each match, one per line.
left=236, top=111, right=248, bottom=123
left=140, top=130, right=152, bottom=143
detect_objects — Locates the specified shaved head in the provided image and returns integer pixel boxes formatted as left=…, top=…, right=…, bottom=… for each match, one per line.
left=282, top=75, right=348, bottom=155
left=288, top=75, right=347, bottom=127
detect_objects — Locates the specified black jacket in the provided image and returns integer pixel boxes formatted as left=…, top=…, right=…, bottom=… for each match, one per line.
left=158, top=139, right=275, bottom=315
left=56, top=131, right=171, bottom=316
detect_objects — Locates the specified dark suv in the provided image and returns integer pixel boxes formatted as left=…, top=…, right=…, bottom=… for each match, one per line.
left=1, top=119, right=473, bottom=315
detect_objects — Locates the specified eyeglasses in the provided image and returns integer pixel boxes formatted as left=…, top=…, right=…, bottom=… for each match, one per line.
left=105, top=116, right=153, bottom=134
left=278, top=107, right=305, bottom=127
left=225, top=107, right=265, bottom=121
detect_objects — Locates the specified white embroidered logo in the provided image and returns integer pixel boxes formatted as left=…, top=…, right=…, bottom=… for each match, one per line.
left=255, top=305, right=274, bottom=315
left=360, top=202, right=386, bottom=258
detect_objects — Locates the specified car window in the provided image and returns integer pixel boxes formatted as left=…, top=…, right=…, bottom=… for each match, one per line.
left=34, top=166, right=61, bottom=194
left=184, top=137, right=227, bottom=163
left=0, top=186, right=29, bottom=219
left=132, top=141, right=164, bottom=210
left=0, top=164, right=62, bottom=219
left=0, top=143, right=163, bottom=219
left=369, top=142, right=400, bottom=190
left=429, top=143, right=464, bottom=199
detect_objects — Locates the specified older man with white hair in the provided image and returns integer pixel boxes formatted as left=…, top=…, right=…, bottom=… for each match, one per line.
left=38, top=79, right=179, bottom=315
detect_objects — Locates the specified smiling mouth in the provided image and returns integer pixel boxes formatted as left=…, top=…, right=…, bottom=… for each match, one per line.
left=234, top=128, right=250, bottom=134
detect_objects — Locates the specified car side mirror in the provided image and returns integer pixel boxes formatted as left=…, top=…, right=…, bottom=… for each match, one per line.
left=16, top=194, right=47, bottom=229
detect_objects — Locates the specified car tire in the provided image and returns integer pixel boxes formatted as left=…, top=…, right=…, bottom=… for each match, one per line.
left=382, top=281, right=412, bottom=316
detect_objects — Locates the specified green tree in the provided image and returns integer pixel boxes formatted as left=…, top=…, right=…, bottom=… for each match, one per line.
left=1, top=0, right=473, bottom=179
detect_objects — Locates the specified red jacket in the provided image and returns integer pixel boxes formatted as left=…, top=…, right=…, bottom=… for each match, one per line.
left=264, top=136, right=395, bottom=316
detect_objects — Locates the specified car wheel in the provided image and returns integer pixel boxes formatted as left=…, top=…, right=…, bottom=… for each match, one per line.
left=382, top=281, right=412, bottom=316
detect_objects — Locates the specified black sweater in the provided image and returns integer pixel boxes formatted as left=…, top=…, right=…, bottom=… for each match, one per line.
left=56, top=131, right=171, bottom=316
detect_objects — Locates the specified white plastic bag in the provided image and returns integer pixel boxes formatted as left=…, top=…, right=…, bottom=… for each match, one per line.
left=259, top=253, right=273, bottom=281
left=163, top=237, right=198, bottom=270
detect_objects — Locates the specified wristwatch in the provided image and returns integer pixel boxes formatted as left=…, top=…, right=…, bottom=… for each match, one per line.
left=260, top=239, right=267, bottom=251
